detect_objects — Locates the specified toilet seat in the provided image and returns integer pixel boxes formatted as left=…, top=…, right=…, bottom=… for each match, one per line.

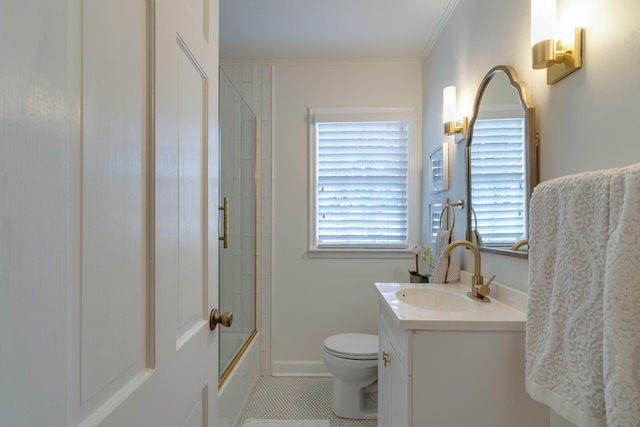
left=323, top=333, right=378, bottom=360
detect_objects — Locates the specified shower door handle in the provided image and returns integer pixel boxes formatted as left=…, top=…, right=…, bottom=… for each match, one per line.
left=218, top=197, right=229, bottom=248
left=209, top=308, right=233, bottom=330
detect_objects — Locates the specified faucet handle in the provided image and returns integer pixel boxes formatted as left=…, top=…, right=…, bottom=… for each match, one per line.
left=476, top=284, right=490, bottom=297
left=475, top=275, right=496, bottom=297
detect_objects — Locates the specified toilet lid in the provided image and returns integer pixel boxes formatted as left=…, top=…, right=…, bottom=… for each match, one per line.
left=323, top=334, right=378, bottom=360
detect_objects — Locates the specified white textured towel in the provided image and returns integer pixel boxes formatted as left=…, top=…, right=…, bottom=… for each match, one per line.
left=603, top=164, right=640, bottom=426
left=526, top=163, right=640, bottom=427
left=432, top=228, right=460, bottom=283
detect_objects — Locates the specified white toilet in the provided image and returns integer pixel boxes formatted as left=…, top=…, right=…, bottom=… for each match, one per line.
left=322, top=333, right=378, bottom=419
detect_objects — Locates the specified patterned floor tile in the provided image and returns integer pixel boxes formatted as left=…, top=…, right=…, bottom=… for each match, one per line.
left=238, top=377, right=377, bottom=427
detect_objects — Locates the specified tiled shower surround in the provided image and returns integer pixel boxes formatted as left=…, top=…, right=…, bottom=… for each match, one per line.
left=220, top=63, right=273, bottom=375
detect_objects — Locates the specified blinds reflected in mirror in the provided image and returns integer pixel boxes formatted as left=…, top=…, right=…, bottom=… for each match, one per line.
left=470, top=118, right=526, bottom=245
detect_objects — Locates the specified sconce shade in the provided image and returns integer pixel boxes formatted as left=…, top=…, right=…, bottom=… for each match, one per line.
left=443, top=86, right=456, bottom=123
left=442, top=86, right=467, bottom=140
left=531, top=0, right=556, bottom=47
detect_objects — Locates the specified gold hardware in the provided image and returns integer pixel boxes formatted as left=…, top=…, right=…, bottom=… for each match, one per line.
left=439, top=205, right=456, bottom=231
left=476, top=284, right=490, bottom=297
left=443, top=116, right=468, bottom=138
left=485, top=274, right=496, bottom=287
left=443, top=86, right=468, bottom=142
left=475, top=274, right=496, bottom=297
left=532, top=28, right=583, bottom=84
left=511, top=239, right=529, bottom=251
left=382, top=351, right=391, bottom=367
left=466, top=291, right=490, bottom=303
left=449, top=200, right=465, bottom=209
left=218, top=196, right=228, bottom=248
left=439, top=200, right=465, bottom=231
left=442, top=240, right=491, bottom=303
left=209, top=308, right=233, bottom=330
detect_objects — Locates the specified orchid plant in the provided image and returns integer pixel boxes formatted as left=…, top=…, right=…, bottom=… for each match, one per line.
left=408, top=245, right=435, bottom=282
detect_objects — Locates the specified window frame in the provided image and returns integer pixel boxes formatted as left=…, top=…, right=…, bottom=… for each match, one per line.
left=308, top=107, right=420, bottom=259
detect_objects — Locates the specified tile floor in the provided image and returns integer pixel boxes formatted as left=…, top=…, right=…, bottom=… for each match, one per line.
left=238, top=376, right=377, bottom=427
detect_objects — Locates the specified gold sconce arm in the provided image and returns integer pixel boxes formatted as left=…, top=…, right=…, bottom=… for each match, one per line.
left=532, top=28, right=583, bottom=85
left=444, top=116, right=468, bottom=138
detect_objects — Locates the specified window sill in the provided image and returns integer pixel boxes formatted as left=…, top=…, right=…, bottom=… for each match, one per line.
left=308, top=248, right=415, bottom=259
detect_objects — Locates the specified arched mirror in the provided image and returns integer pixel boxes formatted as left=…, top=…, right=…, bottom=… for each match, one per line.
left=466, top=65, right=538, bottom=258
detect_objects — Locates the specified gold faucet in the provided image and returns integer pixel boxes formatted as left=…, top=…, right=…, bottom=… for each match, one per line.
left=511, top=239, right=529, bottom=251
left=441, top=240, right=494, bottom=303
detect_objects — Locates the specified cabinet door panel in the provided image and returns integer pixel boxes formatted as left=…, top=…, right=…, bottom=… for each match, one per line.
left=379, top=308, right=411, bottom=427
left=378, top=319, right=392, bottom=427
left=390, top=343, right=411, bottom=427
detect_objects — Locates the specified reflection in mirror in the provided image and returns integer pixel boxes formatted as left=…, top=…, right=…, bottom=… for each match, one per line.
left=466, top=65, right=538, bottom=258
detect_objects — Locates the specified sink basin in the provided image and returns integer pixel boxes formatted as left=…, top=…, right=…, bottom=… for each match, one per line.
left=396, top=287, right=473, bottom=312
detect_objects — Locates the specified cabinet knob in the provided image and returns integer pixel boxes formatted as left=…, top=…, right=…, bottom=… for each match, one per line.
left=382, top=350, right=391, bottom=366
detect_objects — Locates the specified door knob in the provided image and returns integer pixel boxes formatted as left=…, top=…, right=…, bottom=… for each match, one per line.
left=209, top=308, right=233, bottom=330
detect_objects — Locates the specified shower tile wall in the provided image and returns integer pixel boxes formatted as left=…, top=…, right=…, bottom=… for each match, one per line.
left=220, top=75, right=253, bottom=341
left=221, top=63, right=273, bottom=375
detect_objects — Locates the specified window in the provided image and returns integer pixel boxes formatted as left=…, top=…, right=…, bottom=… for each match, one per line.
left=309, top=108, right=419, bottom=257
left=470, top=118, right=526, bottom=245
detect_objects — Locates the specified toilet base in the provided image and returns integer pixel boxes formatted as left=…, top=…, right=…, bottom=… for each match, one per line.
left=330, top=378, right=378, bottom=420
left=321, top=333, right=379, bottom=420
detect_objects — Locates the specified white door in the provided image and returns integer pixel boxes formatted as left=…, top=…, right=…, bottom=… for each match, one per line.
left=0, top=0, right=220, bottom=425
left=67, top=0, right=221, bottom=425
left=1, top=1, right=73, bottom=425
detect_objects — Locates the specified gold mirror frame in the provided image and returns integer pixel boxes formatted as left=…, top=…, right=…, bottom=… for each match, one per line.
left=465, top=65, right=539, bottom=259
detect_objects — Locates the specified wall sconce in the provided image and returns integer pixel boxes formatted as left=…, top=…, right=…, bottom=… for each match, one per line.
left=531, top=0, right=583, bottom=85
left=443, top=86, right=467, bottom=142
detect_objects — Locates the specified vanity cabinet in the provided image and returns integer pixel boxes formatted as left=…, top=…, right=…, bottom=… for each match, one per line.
left=377, top=300, right=549, bottom=427
left=378, top=306, right=411, bottom=427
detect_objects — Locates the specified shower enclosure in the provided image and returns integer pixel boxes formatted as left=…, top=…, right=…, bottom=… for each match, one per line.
left=219, top=69, right=257, bottom=383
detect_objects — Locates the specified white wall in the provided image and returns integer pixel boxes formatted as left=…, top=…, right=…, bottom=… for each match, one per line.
left=271, top=62, right=422, bottom=374
left=423, top=0, right=640, bottom=425
left=423, top=0, right=640, bottom=292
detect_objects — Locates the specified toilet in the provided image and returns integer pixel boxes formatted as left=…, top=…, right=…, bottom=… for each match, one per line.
left=322, top=333, right=378, bottom=419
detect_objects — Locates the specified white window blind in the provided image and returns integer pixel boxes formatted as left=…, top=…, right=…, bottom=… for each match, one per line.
left=470, top=118, right=526, bottom=245
left=315, top=120, right=410, bottom=248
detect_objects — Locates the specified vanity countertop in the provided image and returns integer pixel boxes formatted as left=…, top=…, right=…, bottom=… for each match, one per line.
left=374, top=282, right=526, bottom=331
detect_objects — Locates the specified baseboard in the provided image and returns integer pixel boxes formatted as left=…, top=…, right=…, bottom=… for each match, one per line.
left=271, top=360, right=332, bottom=377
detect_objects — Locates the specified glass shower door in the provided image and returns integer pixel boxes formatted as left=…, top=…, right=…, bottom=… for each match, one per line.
left=219, top=70, right=257, bottom=381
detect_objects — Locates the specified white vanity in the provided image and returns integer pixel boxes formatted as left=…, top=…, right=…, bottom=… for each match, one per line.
left=375, top=282, right=549, bottom=427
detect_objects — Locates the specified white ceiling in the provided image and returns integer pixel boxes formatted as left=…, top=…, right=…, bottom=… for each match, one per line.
left=219, top=0, right=458, bottom=62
